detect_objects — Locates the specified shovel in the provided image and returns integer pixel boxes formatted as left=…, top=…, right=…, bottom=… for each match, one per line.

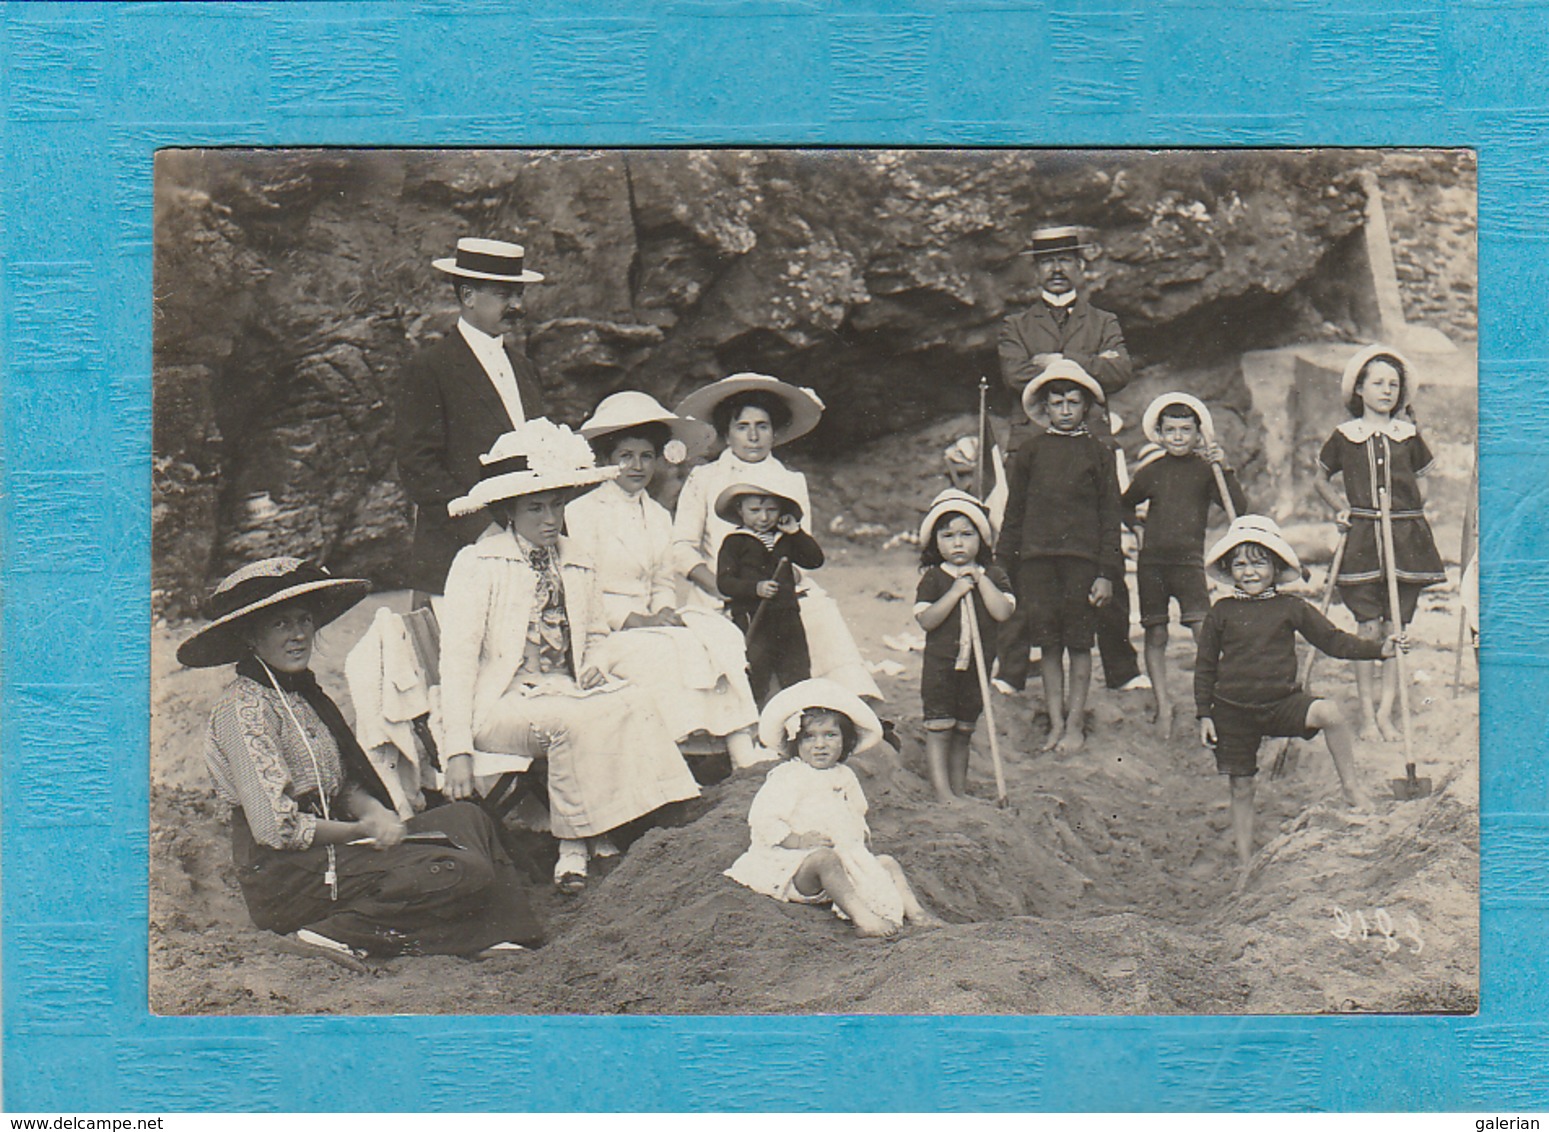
left=1380, top=483, right=1432, bottom=800
left=1269, top=527, right=1348, bottom=779
left=963, top=590, right=1010, bottom=808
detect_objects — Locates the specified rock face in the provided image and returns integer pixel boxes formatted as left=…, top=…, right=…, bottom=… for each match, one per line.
left=152, top=148, right=1474, bottom=613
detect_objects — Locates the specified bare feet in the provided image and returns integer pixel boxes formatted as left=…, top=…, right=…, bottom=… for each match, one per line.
left=1345, top=787, right=1375, bottom=811
left=1041, top=717, right=1065, bottom=753
left=853, top=914, right=900, bottom=939
left=1357, top=712, right=1379, bottom=740
left=907, top=909, right=947, bottom=929
left=1375, top=715, right=1400, bottom=743
left=1056, top=725, right=1085, bottom=754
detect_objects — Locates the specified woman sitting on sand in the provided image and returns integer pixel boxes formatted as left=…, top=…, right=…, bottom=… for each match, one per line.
left=725, top=679, right=943, bottom=938
left=177, top=557, right=543, bottom=965
left=566, top=392, right=761, bottom=768
left=437, top=418, right=701, bottom=894
left=670, top=373, right=882, bottom=703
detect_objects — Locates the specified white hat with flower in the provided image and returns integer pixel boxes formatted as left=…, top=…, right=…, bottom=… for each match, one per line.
left=448, top=418, right=619, bottom=518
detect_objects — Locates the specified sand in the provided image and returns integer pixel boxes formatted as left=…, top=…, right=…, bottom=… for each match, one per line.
left=149, top=520, right=1479, bottom=1016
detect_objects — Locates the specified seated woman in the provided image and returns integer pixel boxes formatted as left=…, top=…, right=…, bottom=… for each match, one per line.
left=439, top=418, right=701, bottom=893
left=177, top=557, right=543, bottom=964
left=672, top=373, right=882, bottom=702
left=568, top=391, right=761, bottom=768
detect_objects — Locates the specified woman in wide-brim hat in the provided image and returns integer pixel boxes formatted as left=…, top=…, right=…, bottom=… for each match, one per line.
left=670, top=373, right=882, bottom=702
left=439, top=417, right=700, bottom=893
left=179, top=557, right=543, bottom=963
left=566, top=392, right=760, bottom=767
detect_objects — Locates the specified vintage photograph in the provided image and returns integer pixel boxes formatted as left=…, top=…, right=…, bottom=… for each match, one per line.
left=150, top=147, right=1478, bottom=1015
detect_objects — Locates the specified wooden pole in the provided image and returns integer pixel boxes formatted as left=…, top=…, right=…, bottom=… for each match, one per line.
left=964, top=590, right=1009, bottom=808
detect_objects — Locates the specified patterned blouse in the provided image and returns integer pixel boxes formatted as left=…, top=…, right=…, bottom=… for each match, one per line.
left=517, top=536, right=575, bottom=679
left=203, top=674, right=345, bottom=851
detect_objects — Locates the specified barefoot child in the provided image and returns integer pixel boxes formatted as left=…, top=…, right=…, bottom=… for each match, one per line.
left=716, top=480, right=825, bottom=705
left=1315, top=345, right=1446, bottom=740
left=1122, top=392, right=1247, bottom=737
left=1196, top=516, right=1402, bottom=871
left=725, top=680, right=944, bottom=937
left=914, top=490, right=1015, bottom=802
left=996, top=359, right=1123, bottom=752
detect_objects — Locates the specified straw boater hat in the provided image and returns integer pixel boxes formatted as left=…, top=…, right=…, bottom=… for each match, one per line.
left=448, top=418, right=619, bottom=518
left=1142, top=392, right=1217, bottom=445
left=919, top=488, right=993, bottom=546
left=176, top=557, right=369, bottom=669
left=1206, top=515, right=1304, bottom=587
left=714, top=478, right=804, bottom=525
left=1341, top=343, right=1415, bottom=411
left=758, top=678, right=884, bottom=755
left=673, top=373, right=825, bottom=446
left=1019, top=225, right=1096, bottom=258
left=578, top=390, right=715, bottom=466
left=433, top=237, right=545, bottom=283
left=1021, top=358, right=1106, bottom=421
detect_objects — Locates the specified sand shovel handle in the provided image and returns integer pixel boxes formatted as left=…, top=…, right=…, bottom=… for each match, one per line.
left=963, top=588, right=1009, bottom=806
left=745, top=556, right=790, bottom=644
left=1209, top=460, right=1238, bottom=523
left=1378, top=484, right=1417, bottom=772
left=1298, top=528, right=1349, bottom=685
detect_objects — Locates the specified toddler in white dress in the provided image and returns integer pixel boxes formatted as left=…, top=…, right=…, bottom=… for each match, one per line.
left=725, top=680, right=944, bottom=938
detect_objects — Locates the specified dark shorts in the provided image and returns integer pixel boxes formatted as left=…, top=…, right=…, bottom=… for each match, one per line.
left=1339, top=581, right=1423, bottom=626
left=1208, top=691, right=1321, bottom=777
left=922, top=651, right=983, bottom=727
left=1019, top=556, right=1098, bottom=651
left=1137, top=561, right=1211, bottom=628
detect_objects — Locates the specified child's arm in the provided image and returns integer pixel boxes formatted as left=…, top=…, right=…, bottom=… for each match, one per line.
left=1091, top=439, right=1123, bottom=606
left=1315, top=432, right=1351, bottom=526
left=1294, top=599, right=1396, bottom=660
left=915, top=570, right=974, bottom=632
left=716, top=536, right=766, bottom=602
left=975, top=564, right=1017, bottom=623
left=1120, top=461, right=1153, bottom=532
left=774, top=519, right=825, bottom=569
left=1193, top=605, right=1223, bottom=736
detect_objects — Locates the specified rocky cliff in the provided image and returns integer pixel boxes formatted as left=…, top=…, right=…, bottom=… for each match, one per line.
left=152, top=148, right=1474, bottom=613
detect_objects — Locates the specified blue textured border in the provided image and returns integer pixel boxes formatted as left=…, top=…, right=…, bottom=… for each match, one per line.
left=3, top=0, right=1545, bottom=1113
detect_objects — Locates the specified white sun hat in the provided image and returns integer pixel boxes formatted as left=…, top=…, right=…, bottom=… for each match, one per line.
left=1142, top=392, right=1216, bottom=445
left=448, top=418, right=619, bottom=518
left=432, top=237, right=545, bottom=283
left=919, top=488, right=993, bottom=547
left=578, top=390, right=715, bottom=465
left=1021, top=358, right=1105, bottom=422
left=1206, top=515, right=1303, bottom=587
left=758, top=678, right=884, bottom=755
left=673, top=373, right=825, bottom=446
left=1341, top=343, right=1415, bottom=411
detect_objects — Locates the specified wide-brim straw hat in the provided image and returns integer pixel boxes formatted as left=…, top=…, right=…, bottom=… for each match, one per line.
left=1206, top=515, right=1303, bottom=586
left=673, top=373, right=825, bottom=446
left=433, top=237, right=545, bottom=283
left=1142, top=392, right=1216, bottom=445
left=1021, top=358, right=1105, bottom=421
left=1018, top=225, right=1096, bottom=258
left=919, top=488, right=993, bottom=547
left=1341, top=343, right=1415, bottom=411
left=449, top=418, right=619, bottom=518
left=578, top=390, right=715, bottom=465
left=176, top=557, right=370, bottom=669
left=714, top=480, right=804, bottom=525
left=758, top=678, right=883, bottom=755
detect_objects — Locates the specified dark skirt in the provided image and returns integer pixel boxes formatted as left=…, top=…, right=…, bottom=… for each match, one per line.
left=232, top=800, right=544, bottom=957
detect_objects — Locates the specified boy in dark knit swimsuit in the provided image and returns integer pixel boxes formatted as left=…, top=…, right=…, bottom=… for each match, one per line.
left=1122, top=392, right=1247, bottom=738
left=996, top=359, right=1123, bottom=753
left=1196, top=516, right=1401, bottom=872
left=716, top=481, right=825, bottom=705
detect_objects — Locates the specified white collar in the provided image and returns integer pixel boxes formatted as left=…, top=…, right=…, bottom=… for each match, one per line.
left=457, top=317, right=506, bottom=352
left=940, top=562, right=974, bottom=578
left=1042, top=290, right=1077, bottom=309
left=1337, top=416, right=1417, bottom=443
left=473, top=526, right=588, bottom=567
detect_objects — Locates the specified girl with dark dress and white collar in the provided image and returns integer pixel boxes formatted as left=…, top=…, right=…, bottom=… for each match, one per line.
left=179, top=558, right=542, bottom=966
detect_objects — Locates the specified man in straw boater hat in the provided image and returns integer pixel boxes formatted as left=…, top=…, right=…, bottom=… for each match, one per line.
left=995, top=224, right=1148, bottom=697
left=393, top=237, right=549, bottom=605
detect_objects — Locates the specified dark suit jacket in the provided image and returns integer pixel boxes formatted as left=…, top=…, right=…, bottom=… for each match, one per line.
left=999, top=295, right=1132, bottom=455
left=393, top=326, right=547, bottom=593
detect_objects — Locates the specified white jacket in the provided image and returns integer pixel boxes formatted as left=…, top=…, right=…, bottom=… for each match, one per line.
left=438, top=527, right=610, bottom=758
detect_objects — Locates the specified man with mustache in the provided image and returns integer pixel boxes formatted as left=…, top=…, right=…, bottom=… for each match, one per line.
left=994, top=225, right=1149, bottom=696
left=393, top=238, right=549, bottom=605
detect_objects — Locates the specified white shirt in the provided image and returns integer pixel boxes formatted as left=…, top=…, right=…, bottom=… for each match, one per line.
left=457, top=318, right=526, bottom=427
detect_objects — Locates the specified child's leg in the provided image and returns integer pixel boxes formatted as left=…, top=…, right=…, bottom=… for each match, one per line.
left=1229, top=774, right=1256, bottom=871
left=1039, top=649, right=1066, bottom=751
left=876, top=854, right=946, bottom=928
left=1375, top=615, right=1399, bottom=740
left=1143, top=623, right=1172, bottom=735
left=1353, top=617, right=1386, bottom=739
left=1306, top=699, right=1374, bottom=809
left=923, top=721, right=957, bottom=803
left=948, top=722, right=974, bottom=795
left=1057, top=647, right=1093, bottom=753
left=791, top=848, right=897, bottom=938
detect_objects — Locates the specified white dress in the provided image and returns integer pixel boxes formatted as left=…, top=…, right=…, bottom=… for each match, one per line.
left=438, top=527, right=700, bottom=840
left=671, top=449, right=882, bottom=700
left=724, top=759, right=904, bottom=927
left=565, top=479, right=757, bottom=741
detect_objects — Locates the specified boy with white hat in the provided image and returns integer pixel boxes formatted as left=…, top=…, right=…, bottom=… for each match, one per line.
left=1196, top=515, right=1401, bottom=873
left=995, top=359, right=1124, bottom=754
left=1122, top=392, right=1247, bottom=737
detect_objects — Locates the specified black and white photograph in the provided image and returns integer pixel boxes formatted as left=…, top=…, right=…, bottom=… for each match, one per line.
left=150, top=147, right=1478, bottom=1016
